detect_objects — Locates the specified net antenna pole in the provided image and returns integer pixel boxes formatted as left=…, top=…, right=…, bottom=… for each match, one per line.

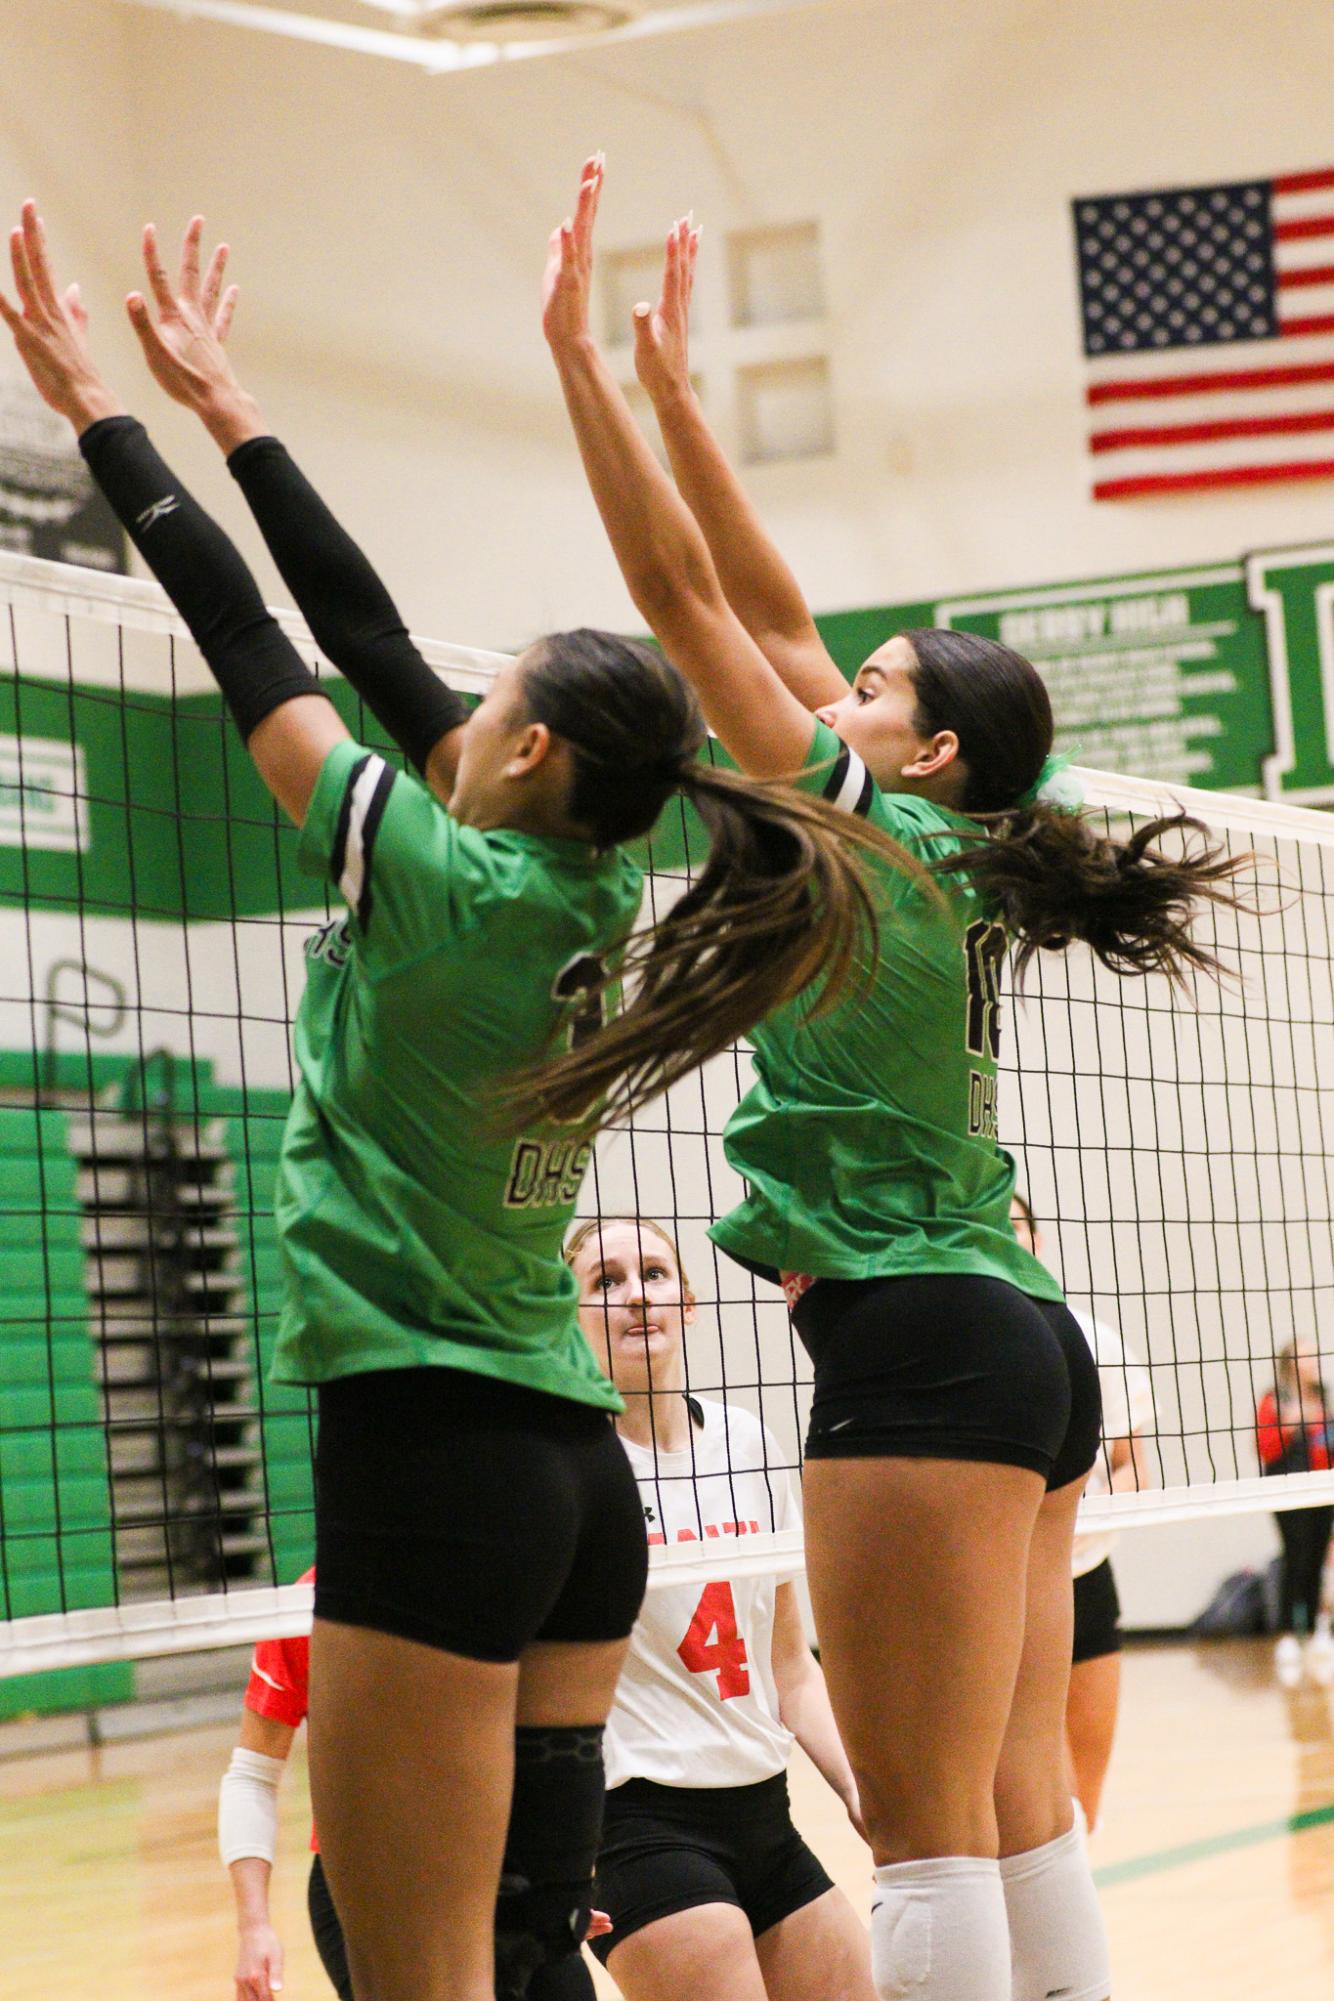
left=40, top=959, right=127, bottom=1103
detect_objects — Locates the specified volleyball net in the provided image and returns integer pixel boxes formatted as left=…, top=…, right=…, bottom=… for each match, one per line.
left=1, top=546, right=1331, bottom=1680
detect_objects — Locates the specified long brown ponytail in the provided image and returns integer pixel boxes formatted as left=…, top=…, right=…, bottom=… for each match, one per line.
left=509, top=756, right=924, bottom=1129
left=934, top=803, right=1251, bottom=988
left=499, top=629, right=924, bottom=1130
left=904, top=627, right=1254, bottom=986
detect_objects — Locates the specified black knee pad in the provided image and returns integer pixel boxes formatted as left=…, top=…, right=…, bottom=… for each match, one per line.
left=494, top=1724, right=606, bottom=2001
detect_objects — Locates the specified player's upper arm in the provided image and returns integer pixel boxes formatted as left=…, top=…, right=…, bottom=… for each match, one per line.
left=238, top=1709, right=297, bottom=1761
left=644, top=590, right=821, bottom=780
left=770, top=1581, right=814, bottom=1686
left=246, top=695, right=352, bottom=827
left=789, top=715, right=882, bottom=820
left=298, top=735, right=484, bottom=967
left=750, top=626, right=850, bottom=713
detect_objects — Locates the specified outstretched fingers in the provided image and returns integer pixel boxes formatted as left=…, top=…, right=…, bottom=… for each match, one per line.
left=24, top=206, right=63, bottom=315
left=570, top=151, right=604, bottom=262
left=681, top=219, right=698, bottom=315
left=2, top=210, right=56, bottom=330
left=675, top=217, right=695, bottom=319
left=215, top=283, right=239, bottom=344
left=542, top=155, right=609, bottom=347
left=665, top=221, right=683, bottom=322
left=141, top=223, right=177, bottom=319
left=178, top=214, right=205, bottom=304
left=125, top=289, right=173, bottom=366
left=200, top=236, right=230, bottom=321
left=8, top=226, right=39, bottom=317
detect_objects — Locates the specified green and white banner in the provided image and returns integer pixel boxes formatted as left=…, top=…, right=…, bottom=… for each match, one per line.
left=0, top=734, right=87, bottom=852
left=822, top=540, right=1334, bottom=806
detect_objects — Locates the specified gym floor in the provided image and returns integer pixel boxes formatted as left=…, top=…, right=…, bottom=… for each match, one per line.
left=2, top=1638, right=1331, bottom=1999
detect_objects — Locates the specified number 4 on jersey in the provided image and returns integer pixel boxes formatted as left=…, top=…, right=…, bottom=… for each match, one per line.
left=677, top=1581, right=750, bottom=1699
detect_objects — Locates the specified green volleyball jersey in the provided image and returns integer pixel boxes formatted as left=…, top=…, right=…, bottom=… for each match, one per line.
left=710, top=721, right=1062, bottom=1300
left=271, top=737, right=643, bottom=1407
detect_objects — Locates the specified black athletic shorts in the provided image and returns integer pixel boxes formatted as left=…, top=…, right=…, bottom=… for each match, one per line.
left=1072, top=1557, right=1122, bottom=1665
left=792, top=1273, right=1102, bottom=1490
left=315, top=1366, right=648, bottom=1662
left=308, top=1854, right=353, bottom=2001
left=588, top=1772, right=833, bottom=1961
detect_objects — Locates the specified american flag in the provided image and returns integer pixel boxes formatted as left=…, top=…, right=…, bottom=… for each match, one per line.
left=1073, top=168, right=1334, bottom=500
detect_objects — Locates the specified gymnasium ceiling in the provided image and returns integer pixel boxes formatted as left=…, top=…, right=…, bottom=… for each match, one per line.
left=107, top=0, right=840, bottom=74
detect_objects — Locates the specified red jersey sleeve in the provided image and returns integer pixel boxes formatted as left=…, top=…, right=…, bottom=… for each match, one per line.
left=244, top=1629, right=309, bottom=1729
left=1256, top=1392, right=1287, bottom=1469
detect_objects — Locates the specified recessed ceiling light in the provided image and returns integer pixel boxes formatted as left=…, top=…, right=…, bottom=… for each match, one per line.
left=413, top=0, right=643, bottom=41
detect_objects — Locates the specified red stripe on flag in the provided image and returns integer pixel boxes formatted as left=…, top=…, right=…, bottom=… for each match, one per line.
left=1094, top=458, right=1334, bottom=501
left=1091, top=408, right=1334, bottom=452
left=1277, top=263, right=1334, bottom=289
left=1280, top=312, right=1334, bottom=336
left=1273, top=168, right=1334, bottom=195
left=1275, top=216, right=1334, bottom=241
left=1087, top=359, right=1334, bottom=405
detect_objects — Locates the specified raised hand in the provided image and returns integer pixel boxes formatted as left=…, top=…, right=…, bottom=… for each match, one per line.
left=127, top=217, right=262, bottom=451
left=0, top=201, right=123, bottom=431
left=542, top=152, right=604, bottom=351
left=633, top=215, right=698, bottom=406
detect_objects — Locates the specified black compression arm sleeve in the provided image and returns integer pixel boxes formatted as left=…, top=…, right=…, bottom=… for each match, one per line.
left=227, top=436, right=469, bottom=775
left=79, top=416, right=328, bottom=742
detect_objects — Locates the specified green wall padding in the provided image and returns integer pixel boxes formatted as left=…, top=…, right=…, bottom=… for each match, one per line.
left=0, top=1101, right=131, bottom=1717
left=0, top=1064, right=313, bottom=1716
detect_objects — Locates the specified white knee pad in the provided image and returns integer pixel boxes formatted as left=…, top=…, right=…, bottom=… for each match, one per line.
left=871, top=1855, right=1010, bottom=2000
left=999, top=1821, right=1111, bottom=2001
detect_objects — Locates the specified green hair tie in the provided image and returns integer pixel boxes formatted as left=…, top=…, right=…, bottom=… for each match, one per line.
left=1014, top=751, right=1084, bottom=814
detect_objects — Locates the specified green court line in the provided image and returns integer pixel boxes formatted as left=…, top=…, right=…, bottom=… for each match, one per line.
left=1094, top=1801, right=1334, bottom=1888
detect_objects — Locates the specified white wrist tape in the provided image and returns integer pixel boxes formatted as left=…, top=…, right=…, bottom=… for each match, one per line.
left=219, top=1747, right=284, bottom=1867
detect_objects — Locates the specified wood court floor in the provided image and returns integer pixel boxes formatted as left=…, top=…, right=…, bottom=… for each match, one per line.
left=2, top=1638, right=1332, bottom=2000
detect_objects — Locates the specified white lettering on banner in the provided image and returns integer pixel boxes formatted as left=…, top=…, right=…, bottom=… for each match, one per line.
left=1109, top=592, right=1190, bottom=635
left=0, top=735, right=88, bottom=852
left=1001, top=592, right=1197, bottom=655
left=1000, top=604, right=1109, bottom=648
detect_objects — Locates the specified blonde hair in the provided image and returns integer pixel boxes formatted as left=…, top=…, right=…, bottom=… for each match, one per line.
left=564, top=1214, right=690, bottom=1294
left=1277, top=1341, right=1322, bottom=1393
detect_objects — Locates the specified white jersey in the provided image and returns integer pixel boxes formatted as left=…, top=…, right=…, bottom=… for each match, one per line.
left=1072, top=1308, right=1154, bottom=1578
left=604, top=1398, right=802, bottom=1791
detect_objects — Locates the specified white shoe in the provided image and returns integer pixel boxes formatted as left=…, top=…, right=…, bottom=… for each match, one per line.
left=1307, top=1626, right=1334, bottom=1685
left=1276, top=1634, right=1304, bottom=1685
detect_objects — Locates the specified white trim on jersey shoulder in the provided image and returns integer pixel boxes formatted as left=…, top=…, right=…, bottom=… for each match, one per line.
left=336, top=753, right=395, bottom=927
left=823, top=738, right=875, bottom=816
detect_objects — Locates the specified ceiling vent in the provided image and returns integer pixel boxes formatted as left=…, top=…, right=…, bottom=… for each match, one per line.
left=414, top=0, right=644, bottom=40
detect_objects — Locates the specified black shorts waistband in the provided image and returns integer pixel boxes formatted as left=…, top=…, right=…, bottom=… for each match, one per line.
left=318, top=1363, right=613, bottom=1442
left=606, top=1771, right=790, bottom=1817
